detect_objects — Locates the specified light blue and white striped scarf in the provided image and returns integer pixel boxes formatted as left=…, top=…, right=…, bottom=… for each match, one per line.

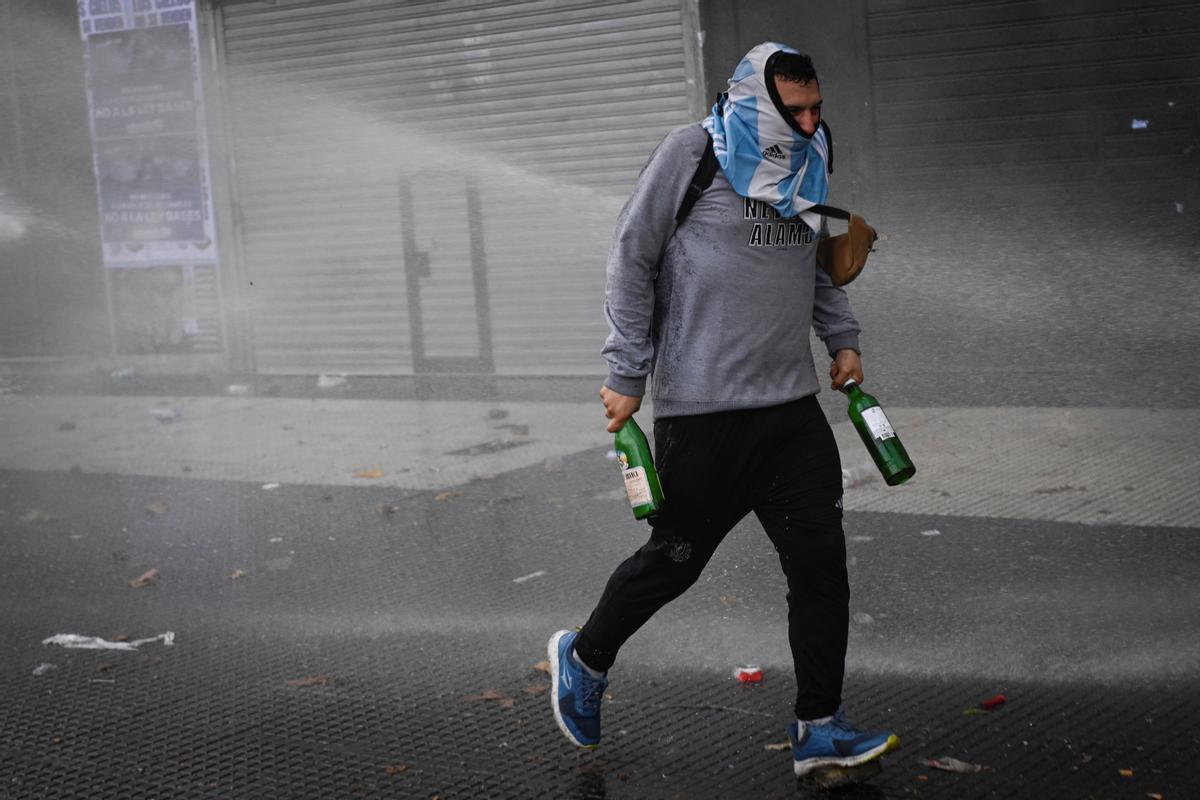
left=702, top=42, right=830, bottom=232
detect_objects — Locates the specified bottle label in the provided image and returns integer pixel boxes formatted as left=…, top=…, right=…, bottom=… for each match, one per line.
left=623, top=466, right=652, bottom=506
left=862, top=407, right=896, bottom=440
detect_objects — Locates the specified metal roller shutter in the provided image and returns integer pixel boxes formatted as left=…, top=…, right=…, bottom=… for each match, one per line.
left=867, top=0, right=1200, bottom=194
left=216, top=0, right=695, bottom=375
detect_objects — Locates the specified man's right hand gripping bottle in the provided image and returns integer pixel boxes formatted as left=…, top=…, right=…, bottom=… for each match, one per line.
left=614, top=417, right=664, bottom=520
left=840, top=379, right=915, bottom=486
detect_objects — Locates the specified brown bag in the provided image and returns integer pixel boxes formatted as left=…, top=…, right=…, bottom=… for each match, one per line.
left=816, top=213, right=877, bottom=286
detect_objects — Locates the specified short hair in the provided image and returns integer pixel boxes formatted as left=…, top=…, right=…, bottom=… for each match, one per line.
left=769, top=51, right=818, bottom=85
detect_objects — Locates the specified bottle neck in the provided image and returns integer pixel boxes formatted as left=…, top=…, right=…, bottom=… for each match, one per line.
left=840, top=379, right=862, bottom=399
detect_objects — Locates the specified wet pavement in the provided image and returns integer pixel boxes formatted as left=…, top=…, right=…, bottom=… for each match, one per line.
left=2, top=445, right=1197, bottom=798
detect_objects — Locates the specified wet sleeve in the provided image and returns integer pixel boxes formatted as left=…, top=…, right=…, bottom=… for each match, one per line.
left=601, top=127, right=705, bottom=397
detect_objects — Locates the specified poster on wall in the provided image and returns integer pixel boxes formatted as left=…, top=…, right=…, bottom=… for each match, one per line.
left=78, top=0, right=218, bottom=268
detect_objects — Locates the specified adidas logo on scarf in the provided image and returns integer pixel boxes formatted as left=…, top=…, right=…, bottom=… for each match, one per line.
left=761, top=144, right=787, bottom=161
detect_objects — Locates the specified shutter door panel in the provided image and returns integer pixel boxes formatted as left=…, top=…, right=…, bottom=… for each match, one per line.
left=868, top=0, right=1200, bottom=193
left=219, top=0, right=690, bottom=375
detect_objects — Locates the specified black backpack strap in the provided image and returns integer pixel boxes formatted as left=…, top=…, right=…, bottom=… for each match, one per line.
left=808, top=203, right=851, bottom=221
left=675, top=132, right=720, bottom=225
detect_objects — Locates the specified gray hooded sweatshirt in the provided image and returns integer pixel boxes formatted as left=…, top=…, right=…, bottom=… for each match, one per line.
left=601, top=123, right=862, bottom=419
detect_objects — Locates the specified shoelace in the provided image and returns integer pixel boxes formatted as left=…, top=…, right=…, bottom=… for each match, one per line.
left=577, top=673, right=605, bottom=715
left=827, top=709, right=864, bottom=737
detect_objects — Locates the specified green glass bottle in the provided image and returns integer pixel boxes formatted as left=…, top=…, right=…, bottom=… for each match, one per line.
left=614, top=417, right=664, bottom=520
left=840, top=379, right=915, bottom=486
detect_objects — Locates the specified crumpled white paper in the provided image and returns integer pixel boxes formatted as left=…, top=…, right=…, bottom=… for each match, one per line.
left=42, top=632, right=175, bottom=651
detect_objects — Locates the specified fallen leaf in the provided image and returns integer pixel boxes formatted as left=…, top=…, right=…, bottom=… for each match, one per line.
left=1147, top=794, right=1164, bottom=800
left=111, top=634, right=130, bottom=642
left=128, top=568, right=159, bottom=588
left=916, top=775, right=929, bottom=781
left=927, top=756, right=988, bottom=773
left=384, top=764, right=408, bottom=775
left=286, top=676, right=329, bottom=688
left=532, top=660, right=551, bottom=675
left=1119, top=768, right=1135, bottom=778
left=764, top=741, right=791, bottom=751
left=353, top=469, right=384, bottom=479
left=435, top=491, right=460, bottom=501
left=522, top=684, right=548, bottom=695
left=144, top=500, right=169, bottom=516
left=229, top=569, right=246, bottom=580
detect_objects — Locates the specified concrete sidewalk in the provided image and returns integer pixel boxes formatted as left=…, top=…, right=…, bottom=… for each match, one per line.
left=2, top=394, right=1198, bottom=528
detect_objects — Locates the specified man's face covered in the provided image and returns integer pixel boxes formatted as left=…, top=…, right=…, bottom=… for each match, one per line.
left=773, top=77, right=822, bottom=137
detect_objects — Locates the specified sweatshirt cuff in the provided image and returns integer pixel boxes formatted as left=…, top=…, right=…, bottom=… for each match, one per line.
left=825, top=332, right=861, bottom=359
left=604, top=372, right=647, bottom=397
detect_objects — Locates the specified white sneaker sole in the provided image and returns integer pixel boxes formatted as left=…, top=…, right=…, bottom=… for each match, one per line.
left=793, top=733, right=900, bottom=776
left=548, top=630, right=598, bottom=749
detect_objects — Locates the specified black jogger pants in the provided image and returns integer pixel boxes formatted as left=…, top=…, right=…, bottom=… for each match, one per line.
left=574, top=395, right=849, bottom=720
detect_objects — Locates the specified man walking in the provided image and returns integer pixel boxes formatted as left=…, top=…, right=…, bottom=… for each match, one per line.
left=548, top=43, right=898, bottom=777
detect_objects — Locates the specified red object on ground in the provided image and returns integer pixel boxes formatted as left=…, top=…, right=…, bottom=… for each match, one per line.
left=980, top=694, right=1007, bottom=710
left=734, top=665, right=763, bottom=683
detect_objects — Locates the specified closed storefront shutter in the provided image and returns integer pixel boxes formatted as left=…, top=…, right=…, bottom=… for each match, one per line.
left=867, top=0, right=1200, bottom=195
left=215, top=0, right=695, bottom=375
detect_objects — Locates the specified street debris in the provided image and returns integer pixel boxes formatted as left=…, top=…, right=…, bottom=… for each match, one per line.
left=926, top=756, right=989, bottom=773
left=354, top=469, right=385, bottom=479
left=32, top=663, right=56, bottom=676
left=487, top=408, right=509, bottom=420
left=144, top=500, right=169, bottom=516
left=1131, top=118, right=1149, bottom=129
left=464, top=689, right=515, bottom=709
left=128, top=568, right=159, bottom=588
left=720, top=595, right=740, bottom=608
left=57, top=422, right=77, bottom=431
left=229, top=569, right=246, bottom=580
left=20, top=509, right=55, bottom=524
left=384, top=764, right=409, bottom=775
left=522, top=684, right=548, bottom=695
left=261, top=483, right=281, bottom=490
left=848, top=535, right=873, bottom=543
left=842, top=462, right=876, bottom=489
left=979, top=694, right=1007, bottom=710
left=111, top=367, right=137, bottom=381
left=852, top=612, right=875, bottom=625
left=265, top=557, right=293, bottom=572
left=148, top=407, right=181, bottom=423
left=268, top=537, right=283, bottom=543
left=733, top=664, right=763, bottom=683
left=512, top=570, right=546, bottom=584
left=434, top=491, right=460, bottom=501
left=316, top=374, right=347, bottom=389
left=1176, top=201, right=1185, bottom=214
left=532, top=660, right=551, bottom=675
left=226, top=384, right=250, bottom=396
left=285, top=676, right=329, bottom=688
left=1119, top=768, right=1135, bottom=777
left=920, top=529, right=941, bottom=537
left=379, top=503, right=403, bottom=514
left=764, top=741, right=791, bottom=751
left=42, top=632, right=174, bottom=651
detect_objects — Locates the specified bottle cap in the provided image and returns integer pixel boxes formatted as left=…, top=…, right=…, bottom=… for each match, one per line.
left=840, top=378, right=859, bottom=393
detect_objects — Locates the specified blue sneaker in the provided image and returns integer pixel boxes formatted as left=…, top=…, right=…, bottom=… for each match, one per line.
left=788, top=708, right=899, bottom=776
left=548, top=629, right=607, bottom=748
